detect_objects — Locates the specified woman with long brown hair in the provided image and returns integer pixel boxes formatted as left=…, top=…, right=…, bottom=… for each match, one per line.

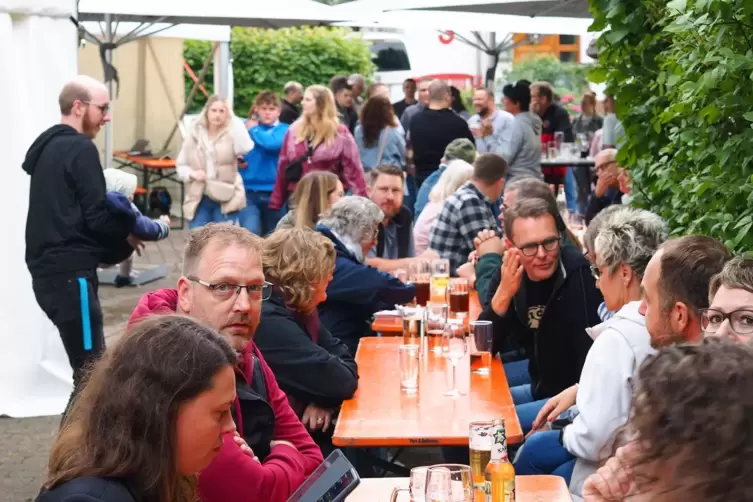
left=354, top=95, right=405, bottom=171
left=276, top=170, right=344, bottom=230
left=269, top=85, right=366, bottom=211
left=37, top=315, right=238, bottom=502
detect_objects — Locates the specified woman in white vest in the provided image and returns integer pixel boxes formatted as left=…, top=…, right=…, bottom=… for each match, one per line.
left=176, top=95, right=254, bottom=228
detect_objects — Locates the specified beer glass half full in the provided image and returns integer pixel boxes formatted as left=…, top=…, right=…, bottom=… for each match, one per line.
left=469, top=420, right=494, bottom=490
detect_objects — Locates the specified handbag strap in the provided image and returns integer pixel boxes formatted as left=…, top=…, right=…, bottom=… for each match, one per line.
left=374, top=130, right=388, bottom=167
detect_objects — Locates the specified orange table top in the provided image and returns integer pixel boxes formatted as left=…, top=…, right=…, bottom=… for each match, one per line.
left=114, top=151, right=176, bottom=169
left=333, top=337, right=522, bottom=448
left=346, top=475, right=572, bottom=502
left=372, top=291, right=483, bottom=333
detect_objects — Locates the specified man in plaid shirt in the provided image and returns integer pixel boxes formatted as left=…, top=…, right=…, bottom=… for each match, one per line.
left=428, top=153, right=507, bottom=273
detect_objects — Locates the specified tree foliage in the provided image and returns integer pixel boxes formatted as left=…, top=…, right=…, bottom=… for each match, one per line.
left=184, top=26, right=374, bottom=116
left=588, top=0, right=753, bottom=252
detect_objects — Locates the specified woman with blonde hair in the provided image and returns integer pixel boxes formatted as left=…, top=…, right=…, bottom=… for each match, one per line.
left=276, top=171, right=344, bottom=230
left=413, top=159, right=474, bottom=254
left=269, top=85, right=366, bottom=211
left=36, top=315, right=239, bottom=502
left=254, top=227, right=357, bottom=454
left=176, top=94, right=254, bottom=228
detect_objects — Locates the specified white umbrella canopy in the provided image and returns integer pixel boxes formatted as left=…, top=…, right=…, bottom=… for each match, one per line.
left=336, top=0, right=591, bottom=19
left=78, top=0, right=342, bottom=28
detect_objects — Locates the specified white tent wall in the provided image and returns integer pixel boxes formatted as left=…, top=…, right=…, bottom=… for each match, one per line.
left=0, top=0, right=78, bottom=417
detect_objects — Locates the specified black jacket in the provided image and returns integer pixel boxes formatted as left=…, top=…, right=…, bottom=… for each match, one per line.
left=23, top=125, right=132, bottom=277
left=37, top=477, right=138, bottom=502
left=540, top=103, right=574, bottom=141
left=376, top=205, right=414, bottom=259
left=254, top=292, right=358, bottom=412
left=280, top=99, right=300, bottom=125
left=409, top=108, right=475, bottom=182
left=478, top=245, right=603, bottom=400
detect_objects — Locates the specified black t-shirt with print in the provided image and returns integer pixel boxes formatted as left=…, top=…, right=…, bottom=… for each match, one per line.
left=525, top=275, right=557, bottom=331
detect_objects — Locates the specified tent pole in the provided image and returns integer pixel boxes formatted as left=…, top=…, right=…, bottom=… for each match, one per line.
left=160, top=42, right=219, bottom=154
left=214, top=41, right=231, bottom=107
left=104, top=13, right=114, bottom=169
left=486, top=32, right=497, bottom=88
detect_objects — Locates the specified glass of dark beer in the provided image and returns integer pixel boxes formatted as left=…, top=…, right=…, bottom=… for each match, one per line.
left=447, top=278, right=470, bottom=317
left=410, top=260, right=431, bottom=306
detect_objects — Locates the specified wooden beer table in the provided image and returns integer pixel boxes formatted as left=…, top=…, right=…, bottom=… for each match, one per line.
left=332, top=337, right=523, bottom=448
left=371, top=291, right=483, bottom=334
left=346, top=475, right=572, bottom=501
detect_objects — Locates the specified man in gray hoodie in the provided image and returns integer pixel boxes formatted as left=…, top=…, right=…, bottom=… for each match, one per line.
left=482, top=81, right=543, bottom=182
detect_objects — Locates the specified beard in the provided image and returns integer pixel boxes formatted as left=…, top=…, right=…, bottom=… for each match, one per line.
left=82, top=113, right=101, bottom=138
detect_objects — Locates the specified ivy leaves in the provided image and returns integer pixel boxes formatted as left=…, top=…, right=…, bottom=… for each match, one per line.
left=589, top=0, right=753, bottom=252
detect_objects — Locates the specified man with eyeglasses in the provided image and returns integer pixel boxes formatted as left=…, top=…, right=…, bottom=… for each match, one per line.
left=24, top=75, right=139, bottom=421
left=585, top=148, right=624, bottom=225
left=479, top=197, right=603, bottom=408
left=704, top=257, right=753, bottom=343
left=130, top=223, right=324, bottom=502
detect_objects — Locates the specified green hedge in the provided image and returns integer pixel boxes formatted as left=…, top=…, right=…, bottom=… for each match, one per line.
left=588, top=0, right=753, bottom=252
left=184, top=26, right=374, bottom=116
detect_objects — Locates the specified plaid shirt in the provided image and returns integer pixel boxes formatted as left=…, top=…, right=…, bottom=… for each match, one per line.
left=428, top=182, right=499, bottom=272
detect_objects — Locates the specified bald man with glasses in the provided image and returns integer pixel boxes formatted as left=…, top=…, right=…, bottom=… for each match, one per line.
left=585, top=148, right=624, bottom=224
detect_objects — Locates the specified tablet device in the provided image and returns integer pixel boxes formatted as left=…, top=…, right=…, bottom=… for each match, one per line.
left=286, top=449, right=360, bottom=502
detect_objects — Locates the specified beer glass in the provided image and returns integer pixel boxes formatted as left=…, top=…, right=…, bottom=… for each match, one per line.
left=446, top=278, right=470, bottom=317
left=430, top=259, right=450, bottom=303
left=399, top=344, right=420, bottom=393
left=398, top=305, right=424, bottom=358
left=469, top=421, right=494, bottom=489
left=425, top=303, right=449, bottom=354
left=410, top=260, right=432, bottom=306
left=469, top=321, right=493, bottom=375
left=390, top=466, right=428, bottom=502
left=425, top=464, right=473, bottom=502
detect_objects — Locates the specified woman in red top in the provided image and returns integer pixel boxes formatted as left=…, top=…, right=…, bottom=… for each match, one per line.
left=269, top=85, right=367, bottom=210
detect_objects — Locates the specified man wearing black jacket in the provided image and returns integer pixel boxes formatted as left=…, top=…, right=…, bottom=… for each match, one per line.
left=23, top=75, right=135, bottom=417
left=480, top=197, right=602, bottom=409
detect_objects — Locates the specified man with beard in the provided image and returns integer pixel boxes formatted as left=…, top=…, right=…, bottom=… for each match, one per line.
left=23, top=75, right=136, bottom=419
left=129, top=223, right=323, bottom=502
left=468, top=88, right=514, bottom=154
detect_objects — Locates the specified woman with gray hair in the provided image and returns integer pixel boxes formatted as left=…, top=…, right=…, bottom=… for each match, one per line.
left=316, top=196, right=416, bottom=355
left=514, top=206, right=668, bottom=499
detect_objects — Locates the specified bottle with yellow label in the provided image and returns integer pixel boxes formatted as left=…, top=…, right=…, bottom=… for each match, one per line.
left=485, top=418, right=515, bottom=502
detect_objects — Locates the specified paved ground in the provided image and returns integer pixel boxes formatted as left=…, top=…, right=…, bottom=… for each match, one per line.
left=0, top=229, right=442, bottom=501
left=0, top=230, right=187, bottom=502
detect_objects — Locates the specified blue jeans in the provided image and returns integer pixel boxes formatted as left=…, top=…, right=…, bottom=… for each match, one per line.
left=189, top=196, right=235, bottom=229
left=564, top=169, right=578, bottom=214
left=237, top=190, right=283, bottom=236
left=516, top=398, right=550, bottom=435
left=504, top=359, right=531, bottom=388
left=514, top=430, right=575, bottom=483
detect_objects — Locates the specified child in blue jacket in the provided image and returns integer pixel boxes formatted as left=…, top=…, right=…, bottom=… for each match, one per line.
left=103, top=169, right=170, bottom=286
left=238, top=91, right=289, bottom=236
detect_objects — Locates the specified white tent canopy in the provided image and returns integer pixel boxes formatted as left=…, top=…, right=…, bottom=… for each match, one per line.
left=78, top=0, right=340, bottom=28
left=0, top=0, right=79, bottom=417
left=337, top=0, right=591, bottom=18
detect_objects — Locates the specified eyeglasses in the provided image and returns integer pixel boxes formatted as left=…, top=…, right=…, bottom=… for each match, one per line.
left=82, top=101, right=110, bottom=114
left=700, top=308, right=753, bottom=336
left=514, top=236, right=560, bottom=257
left=188, top=277, right=273, bottom=301
left=590, top=264, right=602, bottom=280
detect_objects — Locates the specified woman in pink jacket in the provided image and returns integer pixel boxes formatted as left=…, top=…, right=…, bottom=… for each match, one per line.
left=269, top=85, right=367, bottom=210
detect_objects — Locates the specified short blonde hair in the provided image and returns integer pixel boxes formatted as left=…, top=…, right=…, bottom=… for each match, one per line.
left=262, top=228, right=336, bottom=311
left=182, top=223, right=262, bottom=276
left=429, top=159, right=474, bottom=203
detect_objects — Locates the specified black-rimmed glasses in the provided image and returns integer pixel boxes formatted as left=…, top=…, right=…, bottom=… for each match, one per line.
left=187, top=277, right=273, bottom=301
left=700, top=308, right=753, bottom=336
left=514, top=236, right=561, bottom=257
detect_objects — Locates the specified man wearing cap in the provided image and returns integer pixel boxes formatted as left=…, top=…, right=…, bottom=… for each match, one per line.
left=414, top=138, right=478, bottom=218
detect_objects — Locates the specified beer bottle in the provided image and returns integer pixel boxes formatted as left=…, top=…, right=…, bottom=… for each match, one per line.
left=484, top=418, right=515, bottom=502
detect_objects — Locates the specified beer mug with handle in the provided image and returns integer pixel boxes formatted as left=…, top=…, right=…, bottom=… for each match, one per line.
left=390, top=466, right=428, bottom=502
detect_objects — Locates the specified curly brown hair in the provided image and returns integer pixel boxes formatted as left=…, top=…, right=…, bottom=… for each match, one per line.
left=262, top=227, right=336, bottom=311
left=627, top=338, right=753, bottom=501
left=359, top=95, right=397, bottom=147
left=43, top=315, right=238, bottom=502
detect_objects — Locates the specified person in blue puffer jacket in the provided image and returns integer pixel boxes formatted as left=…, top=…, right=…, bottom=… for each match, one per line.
left=238, top=91, right=290, bottom=236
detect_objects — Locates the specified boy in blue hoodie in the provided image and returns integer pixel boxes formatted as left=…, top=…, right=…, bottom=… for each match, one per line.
left=238, top=91, right=289, bottom=235
left=103, top=169, right=170, bottom=286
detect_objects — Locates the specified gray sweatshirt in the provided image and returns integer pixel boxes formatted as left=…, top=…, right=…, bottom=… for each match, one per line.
left=487, top=111, right=543, bottom=181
